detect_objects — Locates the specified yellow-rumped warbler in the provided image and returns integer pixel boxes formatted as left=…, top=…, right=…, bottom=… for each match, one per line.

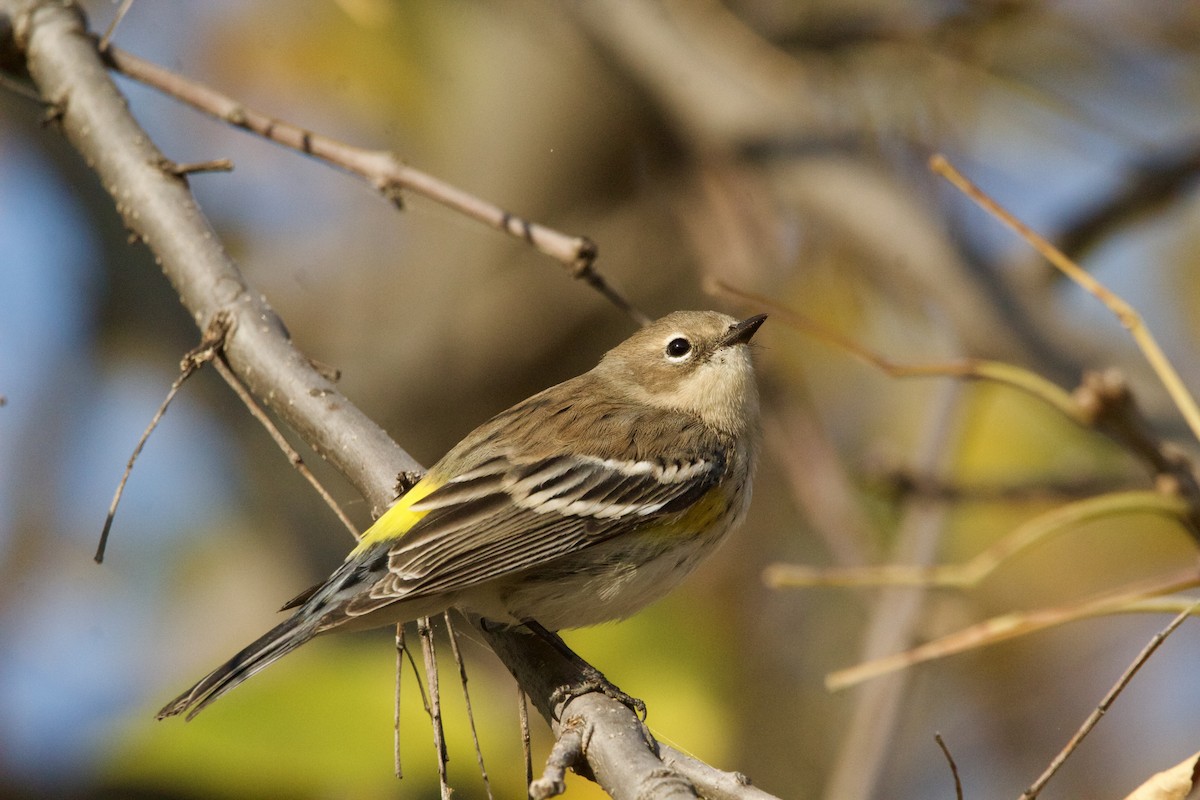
left=158, top=310, right=764, bottom=719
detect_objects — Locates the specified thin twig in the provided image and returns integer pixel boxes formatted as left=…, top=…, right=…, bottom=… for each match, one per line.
left=396, top=625, right=432, bottom=715
left=715, top=278, right=1200, bottom=541
left=159, top=157, right=234, bottom=176
left=935, top=734, right=964, bottom=800
left=827, top=567, right=1200, bottom=691
left=209, top=356, right=360, bottom=540
left=709, top=277, right=1082, bottom=421
left=444, top=612, right=493, bottom=800
left=765, top=490, right=1189, bottom=590
left=1071, top=369, right=1200, bottom=539
left=394, top=624, right=405, bottom=780
left=519, top=688, right=533, bottom=796
left=96, top=312, right=232, bottom=562
left=1110, top=596, right=1200, bottom=615
left=0, top=71, right=44, bottom=102
left=418, top=617, right=450, bottom=800
left=870, top=467, right=1134, bottom=504
left=1018, top=599, right=1200, bottom=800
left=96, top=371, right=190, bottom=562
left=100, top=45, right=649, bottom=326
left=97, top=0, right=134, bottom=51
left=929, top=154, right=1200, bottom=446
left=530, top=717, right=585, bottom=799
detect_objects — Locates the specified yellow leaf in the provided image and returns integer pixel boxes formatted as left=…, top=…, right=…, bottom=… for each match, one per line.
left=1124, top=752, right=1200, bottom=800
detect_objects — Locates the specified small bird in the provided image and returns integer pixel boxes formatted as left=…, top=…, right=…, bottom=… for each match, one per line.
left=158, top=310, right=765, bottom=720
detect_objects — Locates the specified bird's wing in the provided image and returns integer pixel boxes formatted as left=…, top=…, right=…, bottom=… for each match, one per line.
left=336, top=449, right=726, bottom=619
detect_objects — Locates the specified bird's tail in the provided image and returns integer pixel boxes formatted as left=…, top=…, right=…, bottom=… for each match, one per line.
left=156, top=614, right=318, bottom=721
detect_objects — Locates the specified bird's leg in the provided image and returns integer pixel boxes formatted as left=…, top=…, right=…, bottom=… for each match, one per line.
left=522, top=619, right=647, bottom=720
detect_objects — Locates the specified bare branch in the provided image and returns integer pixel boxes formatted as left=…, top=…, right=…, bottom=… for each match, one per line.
left=480, top=624, right=706, bottom=800
left=3, top=0, right=420, bottom=515
left=931, top=154, right=1200, bottom=447
left=519, top=688, right=533, bottom=792
left=827, top=566, right=1200, bottom=691
left=96, top=310, right=233, bottom=562
left=934, top=734, right=964, bottom=800
left=659, top=745, right=783, bottom=800
left=444, top=612, right=493, bottom=800
left=99, top=44, right=649, bottom=326
left=1019, top=600, right=1200, bottom=800
left=417, top=617, right=451, bottom=800
left=530, top=717, right=585, bottom=799
left=717, top=278, right=1200, bottom=542
left=96, top=0, right=132, bottom=52
left=1056, top=140, right=1200, bottom=263
left=393, top=625, right=405, bottom=780
left=767, top=490, right=1189, bottom=591
left=158, top=157, right=234, bottom=177
left=208, top=355, right=360, bottom=539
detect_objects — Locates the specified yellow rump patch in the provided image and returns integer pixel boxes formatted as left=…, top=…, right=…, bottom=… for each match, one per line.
left=351, top=474, right=444, bottom=554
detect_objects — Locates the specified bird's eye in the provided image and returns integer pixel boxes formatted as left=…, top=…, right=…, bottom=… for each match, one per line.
left=665, top=337, right=692, bottom=360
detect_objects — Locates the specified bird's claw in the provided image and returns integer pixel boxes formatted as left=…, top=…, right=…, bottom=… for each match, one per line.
left=551, top=669, right=646, bottom=720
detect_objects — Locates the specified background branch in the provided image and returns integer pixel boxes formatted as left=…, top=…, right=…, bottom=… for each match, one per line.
left=99, top=44, right=649, bottom=326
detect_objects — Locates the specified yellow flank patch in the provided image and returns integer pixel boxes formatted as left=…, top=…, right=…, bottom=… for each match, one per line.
left=351, top=474, right=444, bottom=553
left=667, top=487, right=727, bottom=533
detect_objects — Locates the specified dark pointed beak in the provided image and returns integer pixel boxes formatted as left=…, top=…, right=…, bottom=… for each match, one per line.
left=720, top=314, right=767, bottom=347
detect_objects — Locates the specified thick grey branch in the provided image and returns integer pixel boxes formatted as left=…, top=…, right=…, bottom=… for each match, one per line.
left=482, top=627, right=699, bottom=800
left=481, top=626, right=780, bottom=799
left=7, top=0, right=416, bottom=515
left=661, top=745, right=783, bottom=800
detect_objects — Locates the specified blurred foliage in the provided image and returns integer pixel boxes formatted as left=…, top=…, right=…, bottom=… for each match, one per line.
left=3, top=0, right=1200, bottom=798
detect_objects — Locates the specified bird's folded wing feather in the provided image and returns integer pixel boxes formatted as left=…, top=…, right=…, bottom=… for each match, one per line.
left=340, top=451, right=724, bottom=617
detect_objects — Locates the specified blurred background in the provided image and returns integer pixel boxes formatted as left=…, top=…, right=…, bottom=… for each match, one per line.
left=3, top=0, right=1200, bottom=797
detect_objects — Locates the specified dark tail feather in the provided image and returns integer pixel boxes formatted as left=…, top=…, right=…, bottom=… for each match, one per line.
left=157, top=614, right=318, bottom=721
